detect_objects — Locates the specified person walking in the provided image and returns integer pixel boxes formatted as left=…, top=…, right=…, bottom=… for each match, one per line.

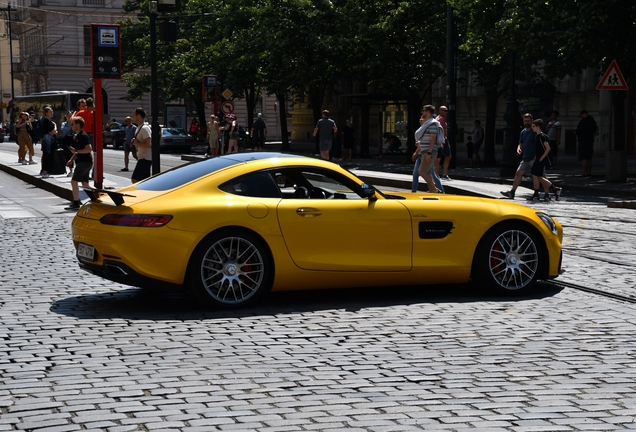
left=546, top=110, right=561, bottom=169
left=413, top=105, right=444, bottom=193
left=227, top=114, right=239, bottom=154
left=130, top=108, right=152, bottom=183
left=15, top=112, right=36, bottom=165
left=576, top=110, right=597, bottom=177
left=500, top=113, right=536, bottom=199
left=64, top=117, right=92, bottom=211
left=313, top=110, right=337, bottom=160
left=121, top=116, right=137, bottom=171
left=435, top=105, right=452, bottom=180
left=207, top=114, right=221, bottom=156
left=59, top=111, right=75, bottom=177
left=526, top=119, right=561, bottom=201
left=250, top=113, right=267, bottom=152
left=39, top=106, right=57, bottom=177
left=342, top=120, right=355, bottom=162
left=464, top=120, right=484, bottom=165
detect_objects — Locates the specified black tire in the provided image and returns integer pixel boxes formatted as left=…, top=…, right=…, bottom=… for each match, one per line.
left=188, top=229, right=274, bottom=308
left=473, top=222, right=542, bottom=294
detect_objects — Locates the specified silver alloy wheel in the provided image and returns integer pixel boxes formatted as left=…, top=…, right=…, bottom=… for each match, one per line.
left=488, top=229, right=539, bottom=290
left=200, top=236, right=265, bottom=304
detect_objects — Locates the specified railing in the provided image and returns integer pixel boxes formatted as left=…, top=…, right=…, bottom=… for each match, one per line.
left=82, top=0, right=105, bottom=5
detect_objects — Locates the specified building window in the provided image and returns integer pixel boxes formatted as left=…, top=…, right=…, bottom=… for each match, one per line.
left=83, top=0, right=105, bottom=5
left=83, top=26, right=90, bottom=57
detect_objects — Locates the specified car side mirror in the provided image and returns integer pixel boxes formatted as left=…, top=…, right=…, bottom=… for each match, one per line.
left=360, top=184, right=377, bottom=199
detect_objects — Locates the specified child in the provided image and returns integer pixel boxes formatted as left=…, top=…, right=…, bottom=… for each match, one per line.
left=466, top=136, right=474, bottom=165
left=40, top=126, right=58, bottom=178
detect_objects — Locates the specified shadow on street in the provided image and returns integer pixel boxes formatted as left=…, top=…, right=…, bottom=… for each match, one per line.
left=50, top=281, right=564, bottom=321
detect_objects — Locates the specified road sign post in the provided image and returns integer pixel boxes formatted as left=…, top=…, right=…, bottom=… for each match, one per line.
left=91, top=23, right=122, bottom=189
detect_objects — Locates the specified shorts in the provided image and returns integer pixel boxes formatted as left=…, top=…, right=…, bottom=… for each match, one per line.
left=474, top=141, right=482, bottom=153
left=418, top=153, right=436, bottom=176
left=466, top=142, right=474, bottom=158
left=253, top=136, right=265, bottom=147
left=123, top=141, right=132, bottom=153
left=132, top=159, right=152, bottom=182
left=578, top=141, right=593, bottom=161
left=319, top=139, right=333, bottom=152
left=530, top=158, right=548, bottom=177
left=437, top=140, right=451, bottom=158
left=72, top=159, right=93, bottom=183
left=517, top=159, right=534, bottom=174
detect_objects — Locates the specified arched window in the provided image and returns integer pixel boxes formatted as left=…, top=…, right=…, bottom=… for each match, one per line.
left=84, top=86, right=109, bottom=115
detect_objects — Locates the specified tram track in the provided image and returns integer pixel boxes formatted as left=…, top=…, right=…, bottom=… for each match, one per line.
left=551, top=280, right=636, bottom=304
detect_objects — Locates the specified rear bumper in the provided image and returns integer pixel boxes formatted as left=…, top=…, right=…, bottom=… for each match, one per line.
left=79, top=259, right=182, bottom=290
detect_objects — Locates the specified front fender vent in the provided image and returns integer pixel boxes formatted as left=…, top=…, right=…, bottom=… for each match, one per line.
left=418, top=221, right=454, bottom=239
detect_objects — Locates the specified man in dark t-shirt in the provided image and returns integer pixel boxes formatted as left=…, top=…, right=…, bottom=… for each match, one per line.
left=65, top=116, right=93, bottom=211
left=251, top=113, right=267, bottom=151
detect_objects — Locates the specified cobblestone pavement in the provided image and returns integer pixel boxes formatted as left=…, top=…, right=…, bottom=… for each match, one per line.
left=2, top=206, right=636, bottom=431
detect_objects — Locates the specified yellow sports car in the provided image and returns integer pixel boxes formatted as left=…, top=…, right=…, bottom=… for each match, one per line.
left=71, top=153, right=563, bottom=308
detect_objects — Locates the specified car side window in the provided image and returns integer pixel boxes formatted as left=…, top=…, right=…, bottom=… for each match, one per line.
left=274, top=168, right=362, bottom=200
left=219, top=172, right=282, bottom=198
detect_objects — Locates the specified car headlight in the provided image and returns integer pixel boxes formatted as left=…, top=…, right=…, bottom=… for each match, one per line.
left=536, top=212, right=557, bottom=235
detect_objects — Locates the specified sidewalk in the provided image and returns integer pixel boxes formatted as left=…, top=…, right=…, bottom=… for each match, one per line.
left=0, top=150, right=131, bottom=202
left=1, top=143, right=634, bottom=207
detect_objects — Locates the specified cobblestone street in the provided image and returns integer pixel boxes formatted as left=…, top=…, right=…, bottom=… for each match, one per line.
left=1, top=207, right=636, bottom=431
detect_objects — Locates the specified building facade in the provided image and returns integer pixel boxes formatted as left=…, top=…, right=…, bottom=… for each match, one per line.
left=11, top=0, right=148, bottom=123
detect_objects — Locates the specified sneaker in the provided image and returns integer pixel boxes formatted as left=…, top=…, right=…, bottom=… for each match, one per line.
left=553, top=186, right=562, bottom=201
left=41, top=174, right=50, bottom=179
left=64, top=201, right=81, bottom=211
left=500, top=190, right=515, bottom=199
left=67, top=171, right=73, bottom=177
left=526, top=193, right=539, bottom=201
left=17, top=159, right=24, bottom=164
left=543, top=193, right=552, bottom=202
left=21, top=160, right=28, bottom=165
left=441, top=175, right=451, bottom=180
left=29, top=160, right=37, bottom=165
left=120, top=168, right=129, bottom=172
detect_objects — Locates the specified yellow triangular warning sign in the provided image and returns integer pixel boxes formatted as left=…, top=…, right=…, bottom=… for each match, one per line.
left=597, top=60, right=628, bottom=90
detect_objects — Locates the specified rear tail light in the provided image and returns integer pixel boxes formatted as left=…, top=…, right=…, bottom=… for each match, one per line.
left=100, top=214, right=173, bottom=227
left=164, top=138, right=173, bottom=143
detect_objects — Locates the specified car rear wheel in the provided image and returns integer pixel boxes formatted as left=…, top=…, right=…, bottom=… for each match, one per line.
left=474, top=223, right=541, bottom=293
left=189, top=229, right=273, bottom=308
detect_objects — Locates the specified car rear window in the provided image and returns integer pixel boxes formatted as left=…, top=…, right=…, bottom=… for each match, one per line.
left=134, top=158, right=239, bottom=191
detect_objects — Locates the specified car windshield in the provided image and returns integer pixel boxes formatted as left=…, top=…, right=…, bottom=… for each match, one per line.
left=162, top=128, right=189, bottom=136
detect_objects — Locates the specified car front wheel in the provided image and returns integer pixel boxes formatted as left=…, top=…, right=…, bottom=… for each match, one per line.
left=189, top=229, right=273, bottom=308
left=474, top=223, right=541, bottom=293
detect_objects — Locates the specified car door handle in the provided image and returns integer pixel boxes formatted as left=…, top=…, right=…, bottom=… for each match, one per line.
left=296, top=208, right=322, bottom=217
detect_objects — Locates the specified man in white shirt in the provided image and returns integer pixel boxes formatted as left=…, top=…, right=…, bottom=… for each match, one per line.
left=130, top=108, right=152, bottom=183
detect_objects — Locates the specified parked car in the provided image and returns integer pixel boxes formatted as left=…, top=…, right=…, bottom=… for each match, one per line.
left=102, top=121, right=126, bottom=149
left=160, top=127, right=195, bottom=152
left=71, top=153, right=564, bottom=310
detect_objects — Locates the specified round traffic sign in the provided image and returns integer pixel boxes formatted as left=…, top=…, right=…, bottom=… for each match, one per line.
left=221, top=101, right=234, bottom=114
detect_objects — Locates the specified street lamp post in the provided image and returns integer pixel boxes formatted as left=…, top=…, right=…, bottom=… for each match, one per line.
left=500, top=52, right=519, bottom=177
left=149, top=0, right=160, bottom=175
left=7, top=2, right=16, bottom=140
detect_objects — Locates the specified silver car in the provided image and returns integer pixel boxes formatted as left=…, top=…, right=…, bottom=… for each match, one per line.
left=159, top=127, right=195, bottom=152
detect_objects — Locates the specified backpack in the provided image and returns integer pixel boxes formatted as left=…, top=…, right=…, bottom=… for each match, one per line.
left=33, top=116, right=46, bottom=140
